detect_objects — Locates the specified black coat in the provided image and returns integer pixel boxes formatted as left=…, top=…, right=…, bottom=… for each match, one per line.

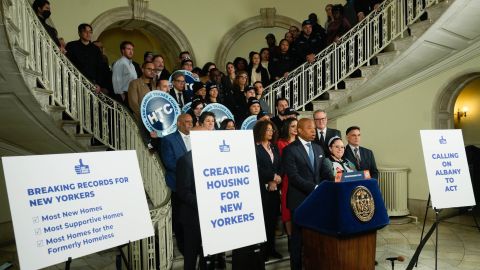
left=247, top=65, right=270, bottom=87
left=283, top=139, right=330, bottom=210
left=343, top=145, right=379, bottom=180
left=313, top=128, right=342, bottom=156
left=268, top=52, right=296, bottom=80
left=292, top=31, right=326, bottom=66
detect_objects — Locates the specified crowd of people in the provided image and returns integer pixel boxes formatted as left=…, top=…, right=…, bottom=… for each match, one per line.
left=164, top=107, right=379, bottom=270
left=33, top=0, right=384, bottom=131
left=32, top=0, right=385, bottom=269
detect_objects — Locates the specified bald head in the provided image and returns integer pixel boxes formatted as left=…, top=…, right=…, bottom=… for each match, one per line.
left=177, top=113, right=193, bottom=135
left=297, top=118, right=316, bottom=141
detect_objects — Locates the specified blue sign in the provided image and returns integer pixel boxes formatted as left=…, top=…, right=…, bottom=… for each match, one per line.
left=140, top=91, right=181, bottom=137
left=182, top=102, right=192, bottom=113
left=169, top=70, right=200, bottom=96
left=240, top=115, right=258, bottom=130
left=202, top=103, right=234, bottom=128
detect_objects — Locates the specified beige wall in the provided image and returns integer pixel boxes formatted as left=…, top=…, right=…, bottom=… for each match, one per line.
left=454, top=79, right=480, bottom=146
left=49, top=0, right=343, bottom=69
left=334, top=55, right=480, bottom=201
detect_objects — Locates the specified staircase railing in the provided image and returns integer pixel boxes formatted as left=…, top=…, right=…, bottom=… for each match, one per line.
left=2, top=0, right=172, bottom=268
left=263, top=0, right=440, bottom=113
left=3, top=0, right=168, bottom=208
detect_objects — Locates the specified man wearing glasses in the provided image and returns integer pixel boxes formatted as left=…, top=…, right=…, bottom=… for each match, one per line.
left=169, top=73, right=192, bottom=109
left=312, top=109, right=341, bottom=155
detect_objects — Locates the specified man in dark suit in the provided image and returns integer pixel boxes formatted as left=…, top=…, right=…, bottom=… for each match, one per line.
left=283, top=118, right=329, bottom=270
left=176, top=124, right=215, bottom=270
left=169, top=73, right=192, bottom=109
left=160, top=113, right=193, bottom=255
left=312, top=109, right=341, bottom=156
left=343, top=126, right=379, bottom=180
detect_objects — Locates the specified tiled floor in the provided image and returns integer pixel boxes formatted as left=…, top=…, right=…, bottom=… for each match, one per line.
left=1, top=215, right=479, bottom=269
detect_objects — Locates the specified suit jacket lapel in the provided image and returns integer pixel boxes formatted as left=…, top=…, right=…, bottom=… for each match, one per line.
left=295, top=140, right=314, bottom=172
left=175, top=131, right=187, bottom=153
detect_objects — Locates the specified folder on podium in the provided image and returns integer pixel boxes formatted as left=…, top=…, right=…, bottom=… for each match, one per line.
left=294, top=179, right=389, bottom=270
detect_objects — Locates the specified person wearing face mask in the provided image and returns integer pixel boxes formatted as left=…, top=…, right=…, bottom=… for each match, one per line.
left=32, top=0, right=60, bottom=47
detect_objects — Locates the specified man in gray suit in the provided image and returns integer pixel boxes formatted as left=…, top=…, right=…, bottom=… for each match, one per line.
left=343, top=126, right=379, bottom=180
left=283, top=118, right=330, bottom=270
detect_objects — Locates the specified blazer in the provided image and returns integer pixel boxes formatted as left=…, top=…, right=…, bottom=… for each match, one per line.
left=255, top=143, right=281, bottom=198
left=127, top=78, right=155, bottom=121
left=343, top=145, right=379, bottom=180
left=161, top=131, right=188, bottom=191
left=169, top=88, right=192, bottom=108
left=175, top=151, right=200, bottom=227
left=313, top=127, right=341, bottom=155
left=283, top=139, right=329, bottom=210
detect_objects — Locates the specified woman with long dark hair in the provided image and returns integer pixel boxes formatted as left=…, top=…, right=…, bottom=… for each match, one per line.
left=247, top=52, right=270, bottom=87
left=276, top=118, right=298, bottom=237
left=253, top=120, right=283, bottom=261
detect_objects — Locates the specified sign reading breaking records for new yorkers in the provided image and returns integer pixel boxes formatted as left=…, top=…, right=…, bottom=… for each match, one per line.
left=191, top=130, right=266, bottom=255
left=420, top=129, right=476, bottom=209
left=2, top=151, right=154, bottom=270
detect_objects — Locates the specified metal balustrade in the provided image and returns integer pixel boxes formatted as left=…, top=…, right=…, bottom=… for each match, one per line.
left=2, top=0, right=173, bottom=268
left=1, top=0, right=444, bottom=268
left=263, top=0, right=440, bottom=113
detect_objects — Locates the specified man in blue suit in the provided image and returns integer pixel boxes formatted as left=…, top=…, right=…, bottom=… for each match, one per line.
left=343, top=126, right=379, bottom=180
left=160, top=113, right=193, bottom=255
left=283, top=118, right=330, bottom=270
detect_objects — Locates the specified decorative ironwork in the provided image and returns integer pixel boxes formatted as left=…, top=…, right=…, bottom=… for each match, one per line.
left=2, top=0, right=173, bottom=268
left=263, top=0, right=440, bottom=113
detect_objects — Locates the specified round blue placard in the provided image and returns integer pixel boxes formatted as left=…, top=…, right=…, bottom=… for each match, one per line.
left=140, top=90, right=181, bottom=137
left=169, top=70, right=200, bottom=96
left=182, top=102, right=192, bottom=113
left=241, top=115, right=258, bottom=130
left=202, top=103, right=234, bottom=128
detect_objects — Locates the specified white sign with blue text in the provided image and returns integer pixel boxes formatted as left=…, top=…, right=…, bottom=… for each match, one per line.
left=420, top=129, right=476, bottom=209
left=190, top=130, right=266, bottom=255
left=2, top=151, right=154, bottom=270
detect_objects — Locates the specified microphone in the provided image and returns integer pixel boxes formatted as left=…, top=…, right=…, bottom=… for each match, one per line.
left=386, top=256, right=405, bottom=262
left=386, top=256, right=405, bottom=270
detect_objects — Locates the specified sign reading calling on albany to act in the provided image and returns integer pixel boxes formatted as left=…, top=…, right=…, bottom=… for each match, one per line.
left=420, top=129, right=475, bottom=209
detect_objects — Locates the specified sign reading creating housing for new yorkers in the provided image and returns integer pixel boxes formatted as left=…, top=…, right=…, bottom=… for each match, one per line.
left=2, top=151, right=154, bottom=270
left=190, top=130, right=266, bottom=255
left=420, top=129, right=476, bottom=209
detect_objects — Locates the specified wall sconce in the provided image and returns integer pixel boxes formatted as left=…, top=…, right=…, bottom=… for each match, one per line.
left=457, top=106, right=468, bottom=122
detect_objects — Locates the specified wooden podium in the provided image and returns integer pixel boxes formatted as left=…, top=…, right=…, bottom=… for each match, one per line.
left=294, top=179, right=389, bottom=270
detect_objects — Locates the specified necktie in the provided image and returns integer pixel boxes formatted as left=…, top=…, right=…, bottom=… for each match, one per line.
left=178, top=92, right=183, bottom=107
left=319, top=131, right=325, bottom=146
left=354, top=147, right=361, bottom=168
left=306, top=142, right=315, bottom=169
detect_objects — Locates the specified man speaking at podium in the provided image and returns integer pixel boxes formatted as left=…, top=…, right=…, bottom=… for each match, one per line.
left=283, top=118, right=329, bottom=270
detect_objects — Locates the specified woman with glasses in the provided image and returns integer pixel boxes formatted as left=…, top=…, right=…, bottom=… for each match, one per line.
left=253, top=120, right=283, bottom=261
left=323, top=136, right=357, bottom=180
